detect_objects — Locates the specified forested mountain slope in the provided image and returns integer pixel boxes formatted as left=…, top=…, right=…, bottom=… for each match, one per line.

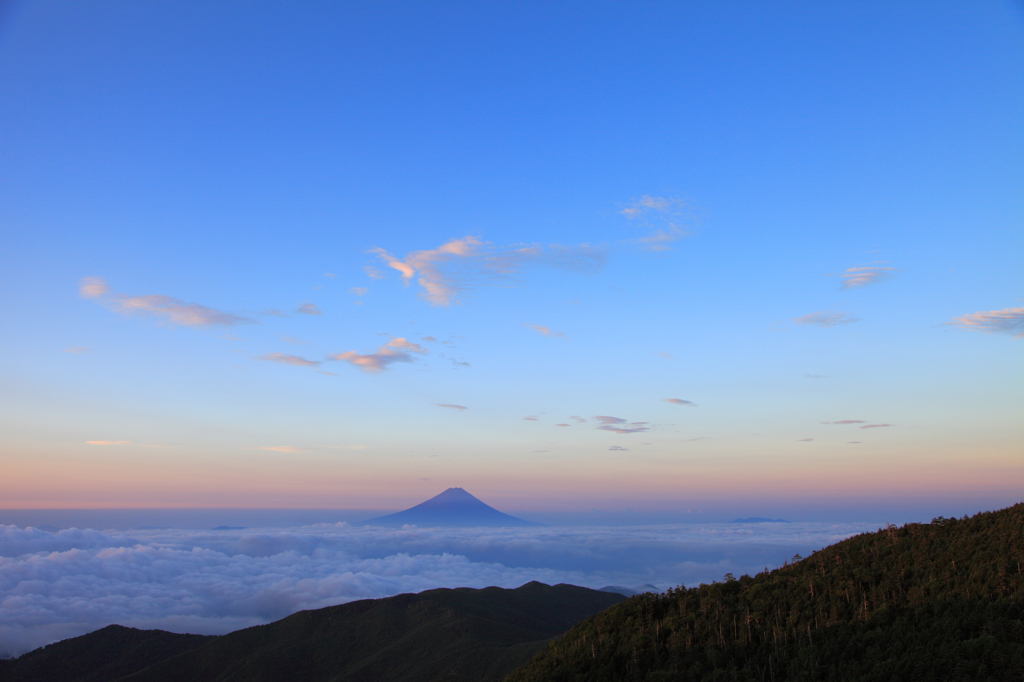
left=507, top=503, right=1024, bottom=682
left=0, top=582, right=623, bottom=682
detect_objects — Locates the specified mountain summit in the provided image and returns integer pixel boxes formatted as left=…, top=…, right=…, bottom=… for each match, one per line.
left=358, top=488, right=540, bottom=527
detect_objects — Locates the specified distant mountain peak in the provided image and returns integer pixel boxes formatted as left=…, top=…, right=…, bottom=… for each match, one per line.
left=359, top=488, right=540, bottom=528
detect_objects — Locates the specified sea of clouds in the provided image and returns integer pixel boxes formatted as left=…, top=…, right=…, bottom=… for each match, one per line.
left=0, top=520, right=877, bottom=657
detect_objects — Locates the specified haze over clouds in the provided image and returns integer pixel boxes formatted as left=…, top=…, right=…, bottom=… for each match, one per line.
left=0, top=521, right=876, bottom=657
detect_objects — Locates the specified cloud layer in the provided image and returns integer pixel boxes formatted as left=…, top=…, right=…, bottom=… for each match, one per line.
left=0, top=521, right=874, bottom=657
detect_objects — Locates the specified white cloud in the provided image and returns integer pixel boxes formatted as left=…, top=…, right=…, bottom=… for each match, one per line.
left=663, top=399, right=696, bottom=406
left=296, top=303, right=322, bottom=315
left=833, top=263, right=899, bottom=289
left=79, top=278, right=253, bottom=327
left=369, top=237, right=604, bottom=306
left=523, top=324, right=566, bottom=338
left=793, top=311, right=858, bottom=327
left=257, top=353, right=320, bottom=368
left=350, top=287, right=368, bottom=296
left=947, top=306, right=1024, bottom=338
left=78, top=277, right=109, bottom=299
left=619, top=195, right=693, bottom=251
left=0, top=521, right=875, bottom=657
left=328, top=337, right=427, bottom=372
left=594, top=416, right=650, bottom=434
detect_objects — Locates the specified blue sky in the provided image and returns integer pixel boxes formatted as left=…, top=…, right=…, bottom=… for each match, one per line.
left=1, top=1, right=1021, bottom=516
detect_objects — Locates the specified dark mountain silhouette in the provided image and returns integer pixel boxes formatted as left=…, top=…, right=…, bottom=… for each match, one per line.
left=0, top=582, right=623, bottom=682
left=358, top=487, right=540, bottom=527
left=507, top=502, right=1024, bottom=681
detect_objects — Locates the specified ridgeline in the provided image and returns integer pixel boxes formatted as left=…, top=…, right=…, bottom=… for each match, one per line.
left=0, top=582, right=622, bottom=682
left=506, top=503, right=1024, bottom=681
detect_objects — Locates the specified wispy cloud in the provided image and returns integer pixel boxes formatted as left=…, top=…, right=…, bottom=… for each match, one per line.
left=860, top=423, right=892, bottom=429
left=257, top=353, right=320, bottom=367
left=255, top=446, right=301, bottom=453
left=86, top=440, right=128, bottom=445
left=350, top=287, right=368, bottom=296
left=821, top=420, right=865, bottom=425
left=80, top=277, right=253, bottom=327
left=328, top=337, right=427, bottom=372
left=363, top=266, right=385, bottom=279
left=797, top=438, right=814, bottom=442
left=296, top=303, right=321, bottom=315
left=663, top=398, right=696, bottom=406
left=63, top=347, right=90, bottom=353
left=594, top=415, right=650, bottom=434
left=793, top=311, right=858, bottom=328
left=369, top=237, right=604, bottom=306
left=947, top=306, right=1024, bottom=338
left=323, top=273, right=336, bottom=278
left=570, top=416, right=587, bottom=423
left=608, top=445, right=629, bottom=451
left=437, top=404, right=468, bottom=411
left=523, top=324, right=566, bottom=338
left=619, top=195, right=693, bottom=251
left=832, top=263, right=899, bottom=289
left=522, top=416, right=540, bottom=421
left=78, top=277, right=109, bottom=299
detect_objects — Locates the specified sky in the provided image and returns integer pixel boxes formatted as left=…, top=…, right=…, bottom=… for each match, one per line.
left=1, top=1, right=1022, bottom=518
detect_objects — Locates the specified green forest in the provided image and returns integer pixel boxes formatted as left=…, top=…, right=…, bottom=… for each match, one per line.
left=507, top=503, right=1024, bottom=681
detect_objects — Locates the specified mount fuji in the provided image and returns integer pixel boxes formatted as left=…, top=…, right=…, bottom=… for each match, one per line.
left=358, top=488, right=541, bottom=528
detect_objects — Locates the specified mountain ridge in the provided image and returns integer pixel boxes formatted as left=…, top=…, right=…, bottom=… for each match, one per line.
left=506, top=502, right=1024, bottom=681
